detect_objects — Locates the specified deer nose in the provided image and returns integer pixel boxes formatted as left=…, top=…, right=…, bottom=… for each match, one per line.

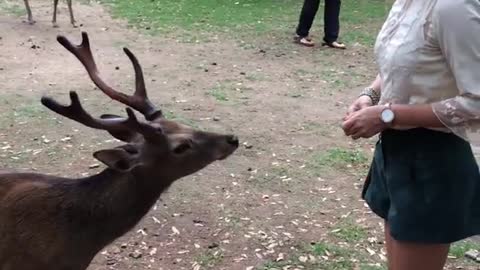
left=226, top=135, right=239, bottom=147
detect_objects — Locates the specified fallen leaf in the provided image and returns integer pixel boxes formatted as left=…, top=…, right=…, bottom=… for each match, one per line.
left=172, top=226, right=180, bottom=235
left=276, top=253, right=285, bottom=261
left=298, top=255, right=308, bottom=263
left=152, top=216, right=161, bottom=224
left=129, top=250, right=142, bottom=259
left=366, top=247, right=376, bottom=256
left=89, top=164, right=100, bottom=169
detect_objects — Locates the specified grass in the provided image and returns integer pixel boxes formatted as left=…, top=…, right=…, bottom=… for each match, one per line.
left=97, top=0, right=389, bottom=46
left=162, top=110, right=199, bottom=129
left=260, top=241, right=384, bottom=270
left=330, top=218, right=368, bottom=243
left=260, top=242, right=354, bottom=270
left=206, top=81, right=252, bottom=104
left=207, top=86, right=229, bottom=102
left=245, top=73, right=267, bottom=82
left=316, top=147, right=368, bottom=166
left=307, top=242, right=354, bottom=269
left=360, top=265, right=387, bottom=270
left=254, top=166, right=295, bottom=190
left=99, top=0, right=299, bottom=34
left=241, top=140, right=370, bottom=184
left=449, top=240, right=480, bottom=259
left=261, top=262, right=285, bottom=270
left=260, top=237, right=480, bottom=270
left=308, top=147, right=369, bottom=176
left=195, top=250, right=224, bottom=268
left=0, top=0, right=25, bottom=17
left=14, top=104, right=48, bottom=121
left=0, top=94, right=57, bottom=129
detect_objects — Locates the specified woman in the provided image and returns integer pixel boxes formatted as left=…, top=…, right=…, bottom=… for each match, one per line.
left=342, top=0, right=480, bottom=269
left=294, top=0, right=345, bottom=49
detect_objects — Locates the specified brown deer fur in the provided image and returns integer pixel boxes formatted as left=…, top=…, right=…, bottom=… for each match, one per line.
left=0, top=32, right=238, bottom=270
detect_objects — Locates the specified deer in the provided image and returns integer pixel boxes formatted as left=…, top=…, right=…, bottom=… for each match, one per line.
left=23, top=0, right=76, bottom=27
left=0, top=31, right=239, bottom=270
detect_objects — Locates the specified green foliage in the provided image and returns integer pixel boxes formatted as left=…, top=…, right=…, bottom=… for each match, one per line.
left=98, top=0, right=389, bottom=45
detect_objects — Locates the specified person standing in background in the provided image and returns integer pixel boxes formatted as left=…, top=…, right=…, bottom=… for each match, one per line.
left=294, top=0, right=346, bottom=49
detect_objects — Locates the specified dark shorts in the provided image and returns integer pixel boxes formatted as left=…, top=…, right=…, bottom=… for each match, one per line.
left=362, top=128, right=480, bottom=244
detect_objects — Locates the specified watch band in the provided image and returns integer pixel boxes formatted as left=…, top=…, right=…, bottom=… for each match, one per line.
left=359, top=87, right=380, bottom=105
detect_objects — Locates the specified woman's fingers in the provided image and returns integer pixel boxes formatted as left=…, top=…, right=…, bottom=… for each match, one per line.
left=343, top=119, right=361, bottom=136
left=342, top=118, right=354, bottom=135
left=347, top=102, right=361, bottom=115
left=350, top=126, right=366, bottom=139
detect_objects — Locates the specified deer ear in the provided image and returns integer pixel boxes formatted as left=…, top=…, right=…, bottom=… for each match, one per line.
left=100, top=114, right=139, bottom=142
left=93, top=147, right=142, bottom=172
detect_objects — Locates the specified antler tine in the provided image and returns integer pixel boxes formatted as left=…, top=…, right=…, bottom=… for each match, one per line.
left=123, top=107, right=163, bottom=140
left=122, top=47, right=162, bottom=121
left=123, top=48, right=146, bottom=98
left=56, top=32, right=162, bottom=121
left=41, top=91, right=161, bottom=139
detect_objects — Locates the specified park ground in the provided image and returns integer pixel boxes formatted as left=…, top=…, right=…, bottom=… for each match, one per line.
left=1, top=0, right=480, bottom=269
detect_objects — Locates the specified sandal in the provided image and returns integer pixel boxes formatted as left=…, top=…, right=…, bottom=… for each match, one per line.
left=322, top=40, right=346, bottom=49
left=294, top=35, right=315, bottom=47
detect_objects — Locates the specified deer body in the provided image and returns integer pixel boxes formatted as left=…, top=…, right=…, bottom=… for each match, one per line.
left=0, top=32, right=238, bottom=269
left=0, top=169, right=174, bottom=270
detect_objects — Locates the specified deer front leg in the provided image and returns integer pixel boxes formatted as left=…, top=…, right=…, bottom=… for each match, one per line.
left=52, top=0, right=59, bottom=28
left=67, top=0, right=77, bottom=28
left=23, top=0, right=35, bottom=25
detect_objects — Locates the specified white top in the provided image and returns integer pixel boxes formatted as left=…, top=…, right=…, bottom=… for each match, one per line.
left=375, top=0, right=480, bottom=144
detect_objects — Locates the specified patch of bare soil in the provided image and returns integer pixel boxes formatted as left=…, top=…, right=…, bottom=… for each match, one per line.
left=0, top=1, right=478, bottom=270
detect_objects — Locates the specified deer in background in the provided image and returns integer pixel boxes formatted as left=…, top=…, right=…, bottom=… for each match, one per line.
left=0, top=32, right=239, bottom=270
left=23, top=0, right=76, bottom=27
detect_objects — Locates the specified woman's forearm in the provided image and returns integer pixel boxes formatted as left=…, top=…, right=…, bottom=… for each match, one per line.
left=370, top=74, right=443, bottom=127
left=391, top=104, right=446, bottom=128
left=369, top=74, right=382, bottom=93
left=363, top=74, right=445, bottom=128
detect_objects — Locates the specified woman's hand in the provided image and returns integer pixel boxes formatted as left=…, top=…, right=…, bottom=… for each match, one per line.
left=346, top=96, right=373, bottom=117
left=342, top=105, right=386, bottom=139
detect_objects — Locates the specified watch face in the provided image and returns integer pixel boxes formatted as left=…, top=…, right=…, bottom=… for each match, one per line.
left=381, top=109, right=395, bottom=123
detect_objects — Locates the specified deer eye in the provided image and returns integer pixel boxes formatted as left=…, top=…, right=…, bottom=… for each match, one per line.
left=173, top=141, right=192, bottom=154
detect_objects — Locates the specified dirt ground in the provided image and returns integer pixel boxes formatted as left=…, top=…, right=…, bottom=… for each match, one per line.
left=0, top=1, right=479, bottom=270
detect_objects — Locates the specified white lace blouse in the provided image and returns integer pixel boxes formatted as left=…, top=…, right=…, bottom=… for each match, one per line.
left=375, top=0, right=480, bottom=144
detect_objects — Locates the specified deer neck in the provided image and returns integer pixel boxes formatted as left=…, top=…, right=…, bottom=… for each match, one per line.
left=71, top=168, right=175, bottom=248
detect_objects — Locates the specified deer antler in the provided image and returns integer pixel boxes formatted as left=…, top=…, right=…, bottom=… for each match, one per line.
left=41, top=91, right=162, bottom=140
left=56, top=32, right=162, bottom=121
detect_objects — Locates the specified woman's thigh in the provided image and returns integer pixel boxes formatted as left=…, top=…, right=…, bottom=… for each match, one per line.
left=385, top=222, right=450, bottom=270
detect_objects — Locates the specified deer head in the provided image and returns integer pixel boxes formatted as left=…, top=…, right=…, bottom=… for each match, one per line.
left=41, top=32, right=239, bottom=180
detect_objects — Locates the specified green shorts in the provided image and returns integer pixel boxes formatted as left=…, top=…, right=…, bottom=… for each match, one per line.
left=362, top=128, right=480, bottom=244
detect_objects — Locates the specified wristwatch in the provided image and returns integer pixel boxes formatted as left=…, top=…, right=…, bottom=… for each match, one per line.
left=381, top=103, right=395, bottom=126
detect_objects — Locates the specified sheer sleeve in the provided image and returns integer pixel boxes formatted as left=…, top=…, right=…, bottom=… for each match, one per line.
left=431, top=0, right=480, bottom=143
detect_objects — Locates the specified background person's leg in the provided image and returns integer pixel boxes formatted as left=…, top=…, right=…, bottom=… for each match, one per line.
left=295, top=0, right=320, bottom=38
left=323, top=0, right=345, bottom=48
left=323, top=0, right=340, bottom=42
